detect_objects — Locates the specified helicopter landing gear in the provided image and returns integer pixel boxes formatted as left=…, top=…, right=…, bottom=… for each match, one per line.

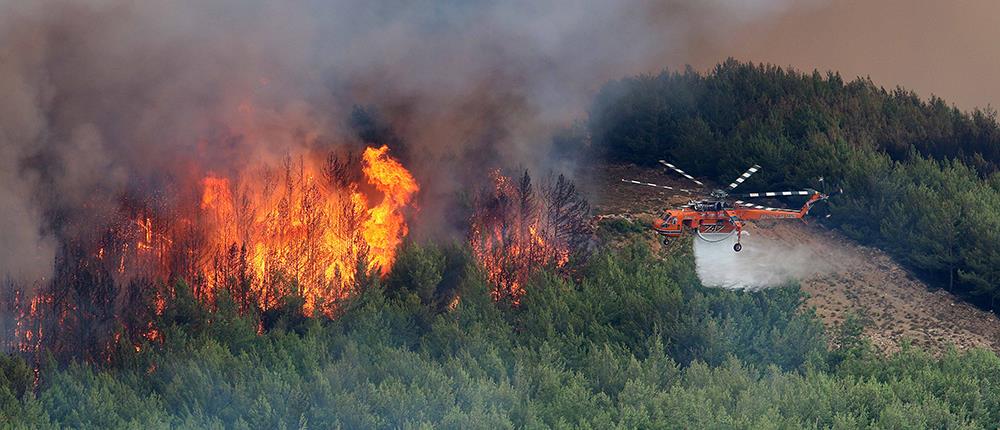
left=662, top=237, right=671, bottom=246
left=734, top=223, right=744, bottom=252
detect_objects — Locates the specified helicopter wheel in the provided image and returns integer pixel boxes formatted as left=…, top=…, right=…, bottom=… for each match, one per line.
left=662, top=237, right=671, bottom=246
left=733, top=243, right=742, bottom=252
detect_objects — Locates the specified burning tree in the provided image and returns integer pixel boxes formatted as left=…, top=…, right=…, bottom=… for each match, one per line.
left=193, top=145, right=418, bottom=316
left=469, top=170, right=591, bottom=303
left=1, top=144, right=419, bottom=359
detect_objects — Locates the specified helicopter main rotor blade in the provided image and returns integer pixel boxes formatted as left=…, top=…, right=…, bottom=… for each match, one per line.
left=731, top=190, right=817, bottom=198
left=621, top=179, right=697, bottom=194
left=658, top=160, right=705, bottom=188
left=727, top=164, right=762, bottom=191
left=734, top=200, right=783, bottom=211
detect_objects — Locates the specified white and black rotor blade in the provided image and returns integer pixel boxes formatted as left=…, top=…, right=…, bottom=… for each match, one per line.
left=658, top=160, right=705, bottom=188
left=727, top=164, right=761, bottom=191
left=621, top=179, right=697, bottom=194
left=731, top=190, right=817, bottom=198
left=734, top=200, right=784, bottom=211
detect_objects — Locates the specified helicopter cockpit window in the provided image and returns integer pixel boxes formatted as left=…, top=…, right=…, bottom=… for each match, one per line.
left=667, top=216, right=678, bottom=225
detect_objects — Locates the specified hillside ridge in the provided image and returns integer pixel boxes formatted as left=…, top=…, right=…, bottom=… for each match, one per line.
left=595, top=163, right=1000, bottom=354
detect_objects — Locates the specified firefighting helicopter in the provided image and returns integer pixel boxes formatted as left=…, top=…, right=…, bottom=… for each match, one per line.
left=622, top=160, right=839, bottom=252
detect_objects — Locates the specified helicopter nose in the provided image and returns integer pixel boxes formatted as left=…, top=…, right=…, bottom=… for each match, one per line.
left=653, top=218, right=664, bottom=229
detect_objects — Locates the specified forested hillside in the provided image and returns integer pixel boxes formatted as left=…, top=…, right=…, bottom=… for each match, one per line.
left=5, top=239, right=1000, bottom=428
left=590, top=59, right=1000, bottom=309
left=8, top=61, right=1000, bottom=428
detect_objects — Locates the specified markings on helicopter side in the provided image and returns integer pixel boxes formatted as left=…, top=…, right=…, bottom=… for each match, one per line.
left=700, top=224, right=728, bottom=233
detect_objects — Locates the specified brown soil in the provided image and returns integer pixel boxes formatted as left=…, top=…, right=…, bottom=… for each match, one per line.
left=593, top=163, right=1000, bottom=354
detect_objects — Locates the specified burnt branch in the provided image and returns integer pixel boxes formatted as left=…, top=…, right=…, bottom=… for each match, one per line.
left=323, top=150, right=361, bottom=189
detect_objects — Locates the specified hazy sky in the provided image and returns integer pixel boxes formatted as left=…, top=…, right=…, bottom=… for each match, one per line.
left=685, top=0, right=1000, bottom=111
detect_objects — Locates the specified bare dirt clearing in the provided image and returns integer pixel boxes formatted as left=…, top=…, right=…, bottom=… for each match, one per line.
left=593, top=163, right=1000, bottom=354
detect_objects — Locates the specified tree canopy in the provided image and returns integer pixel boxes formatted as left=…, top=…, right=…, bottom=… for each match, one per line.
left=4, top=238, right=1000, bottom=428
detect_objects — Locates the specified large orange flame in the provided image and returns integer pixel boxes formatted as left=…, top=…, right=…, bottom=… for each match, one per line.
left=361, top=145, right=420, bottom=273
left=197, top=145, right=418, bottom=315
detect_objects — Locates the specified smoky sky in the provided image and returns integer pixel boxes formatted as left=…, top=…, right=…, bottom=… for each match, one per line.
left=4, top=0, right=991, bottom=285
left=1, top=0, right=818, bottom=284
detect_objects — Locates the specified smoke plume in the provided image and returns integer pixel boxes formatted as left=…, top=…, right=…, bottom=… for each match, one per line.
left=0, top=0, right=812, bottom=284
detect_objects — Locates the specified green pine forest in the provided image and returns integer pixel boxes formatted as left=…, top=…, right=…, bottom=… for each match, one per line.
left=6, top=60, right=1000, bottom=428
left=590, top=59, right=1000, bottom=306
left=7, top=240, right=1000, bottom=428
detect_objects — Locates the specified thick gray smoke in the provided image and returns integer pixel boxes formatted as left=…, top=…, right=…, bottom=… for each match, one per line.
left=0, top=0, right=811, bottom=284
left=693, top=232, right=831, bottom=290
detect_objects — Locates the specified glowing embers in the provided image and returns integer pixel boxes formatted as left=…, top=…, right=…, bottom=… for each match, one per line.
left=469, top=170, right=590, bottom=304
